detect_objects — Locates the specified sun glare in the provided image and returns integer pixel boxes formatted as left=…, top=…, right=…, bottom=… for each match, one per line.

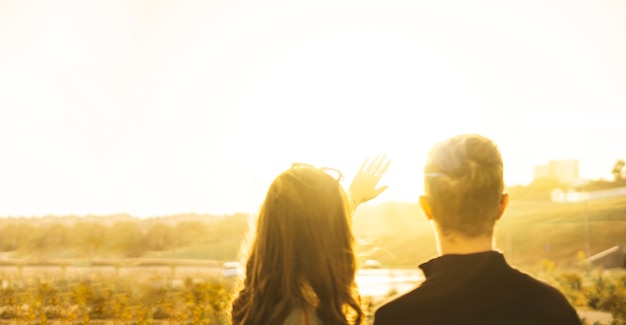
left=0, top=1, right=624, bottom=217
left=1, top=2, right=626, bottom=322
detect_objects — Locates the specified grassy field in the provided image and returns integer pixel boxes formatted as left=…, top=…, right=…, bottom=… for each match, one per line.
left=136, top=197, right=626, bottom=268
left=2, top=195, right=624, bottom=270
left=68, top=195, right=623, bottom=270
left=351, top=196, right=626, bottom=268
left=0, top=195, right=625, bottom=323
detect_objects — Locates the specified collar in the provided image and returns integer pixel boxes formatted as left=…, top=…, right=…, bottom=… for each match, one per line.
left=419, top=251, right=509, bottom=278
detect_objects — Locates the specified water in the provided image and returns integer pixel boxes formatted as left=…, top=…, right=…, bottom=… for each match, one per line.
left=355, top=268, right=424, bottom=299
left=2, top=265, right=424, bottom=301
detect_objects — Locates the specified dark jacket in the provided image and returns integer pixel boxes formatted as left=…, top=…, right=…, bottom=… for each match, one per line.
left=374, top=251, right=581, bottom=325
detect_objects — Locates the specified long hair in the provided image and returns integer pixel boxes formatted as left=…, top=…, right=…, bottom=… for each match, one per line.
left=231, top=166, right=362, bottom=325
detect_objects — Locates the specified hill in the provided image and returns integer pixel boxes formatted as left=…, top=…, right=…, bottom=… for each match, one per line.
left=352, top=196, right=626, bottom=268
left=0, top=197, right=624, bottom=269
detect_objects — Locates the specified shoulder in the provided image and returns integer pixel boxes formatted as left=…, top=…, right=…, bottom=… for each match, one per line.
left=512, top=269, right=569, bottom=301
left=508, top=269, right=581, bottom=323
left=374, top=286, right=427, bottom=324
left=283, top=307, right=322, bottom=325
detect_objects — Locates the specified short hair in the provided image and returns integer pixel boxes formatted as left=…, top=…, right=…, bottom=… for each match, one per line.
left=423, top=134, right=504, bottom=237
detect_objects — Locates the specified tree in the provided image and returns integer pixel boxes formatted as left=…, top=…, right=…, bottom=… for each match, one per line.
left=145, top=222, right=174, bottom=251
left=612, top=159, right=625, bottom=181
left=105, top=221, right=148, bottom=258
left=72, top=222, right=107, bottom=258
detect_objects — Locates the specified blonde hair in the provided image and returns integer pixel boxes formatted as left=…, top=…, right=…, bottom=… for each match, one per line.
left=231, top=166, right=362, bottom=325
left=423, top=134, right=504, bottom=237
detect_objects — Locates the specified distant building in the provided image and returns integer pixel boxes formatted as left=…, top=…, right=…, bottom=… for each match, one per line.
left=533, top=160, right=579, bottom=184
left=533, top=165, right=551, bottom=179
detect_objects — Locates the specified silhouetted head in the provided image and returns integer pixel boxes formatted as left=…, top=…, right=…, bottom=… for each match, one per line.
left=420, top=134, right=508, bottom=238
left=232, top=164, right=362, bottom=325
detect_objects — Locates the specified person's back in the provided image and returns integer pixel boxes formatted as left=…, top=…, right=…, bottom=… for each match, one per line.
left=374, top=251, right=579, bottom=324
left=283, top=306, right=323, bottom=325
left=231, top=157, right=390, bottom=325
left=373, top=134, right=580, bottom=325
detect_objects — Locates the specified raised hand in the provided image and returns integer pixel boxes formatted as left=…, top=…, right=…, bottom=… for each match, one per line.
left=348, top=155, right=391, bottom=209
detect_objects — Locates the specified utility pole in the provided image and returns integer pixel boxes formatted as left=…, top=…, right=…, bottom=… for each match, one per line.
left=581, top=182, right=591, bottom=258
left=583, top=195, right=590, bottom=258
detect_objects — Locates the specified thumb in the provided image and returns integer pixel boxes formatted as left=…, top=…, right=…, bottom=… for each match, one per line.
left=373, top=185, right=389, bottom=197
left=360, top=186, right=389, bottom=203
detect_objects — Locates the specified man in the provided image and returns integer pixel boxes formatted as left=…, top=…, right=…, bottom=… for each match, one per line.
left=374, top=134, right=581, bottom=325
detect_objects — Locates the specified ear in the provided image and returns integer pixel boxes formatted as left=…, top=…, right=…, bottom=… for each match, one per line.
left=495, top=193, right=509, bottom=221
left=419, top=195, right=434, bottom=220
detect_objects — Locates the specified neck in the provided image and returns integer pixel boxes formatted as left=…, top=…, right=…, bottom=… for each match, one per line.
left=435, top=231, right=494, bottom=255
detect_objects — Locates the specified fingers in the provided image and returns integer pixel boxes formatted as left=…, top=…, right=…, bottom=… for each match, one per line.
left=376, top=159, right=391, bottom=178
left=364, top=154, right=379, bottom=173
left=359, top=157, right=370, bottom=173
left=363, top=154, right=389, bottom=174
left=367, top=154, right=385, bottom=174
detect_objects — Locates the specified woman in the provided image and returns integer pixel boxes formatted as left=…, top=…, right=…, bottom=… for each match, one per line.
left=231, top=156, right=391, bottom=325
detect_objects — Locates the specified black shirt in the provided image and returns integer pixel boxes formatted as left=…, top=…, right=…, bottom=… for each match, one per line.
left=374, top=251, right=581, bottom=325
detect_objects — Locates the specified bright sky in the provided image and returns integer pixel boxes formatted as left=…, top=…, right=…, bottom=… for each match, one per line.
left=0, top=0, right=625, bottom=217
